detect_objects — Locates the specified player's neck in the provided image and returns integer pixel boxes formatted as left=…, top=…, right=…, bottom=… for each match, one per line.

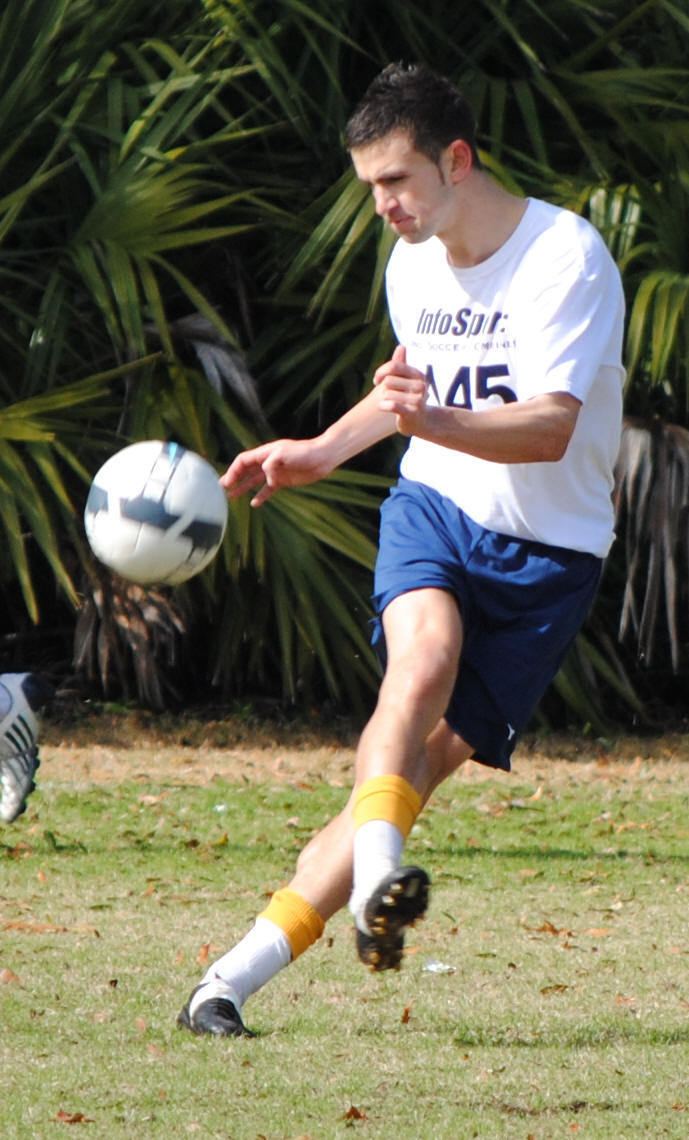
left=441, top=176, right=528, bottom=269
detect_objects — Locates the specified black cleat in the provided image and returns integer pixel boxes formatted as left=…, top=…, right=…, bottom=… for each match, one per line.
left=356, top=926, right=405, bottom=971
left=356, top=865, right=430, bottom=972
left=176, top=984, right=254, bottom=1038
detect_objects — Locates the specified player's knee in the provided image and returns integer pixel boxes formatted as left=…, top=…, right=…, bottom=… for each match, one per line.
left=385, top=645, right=458, bottom=710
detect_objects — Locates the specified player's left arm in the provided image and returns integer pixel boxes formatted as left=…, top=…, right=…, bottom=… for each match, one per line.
left=417, top=391, right=580, bottom=463
left=375, top=348, right=580, bottom=463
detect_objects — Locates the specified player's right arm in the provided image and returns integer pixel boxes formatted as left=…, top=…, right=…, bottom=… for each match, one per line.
left=221, top=379, right=398, bottom=508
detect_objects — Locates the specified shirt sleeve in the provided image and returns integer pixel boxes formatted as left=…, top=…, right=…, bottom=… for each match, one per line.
left=515, top=227, right=625, bottom=403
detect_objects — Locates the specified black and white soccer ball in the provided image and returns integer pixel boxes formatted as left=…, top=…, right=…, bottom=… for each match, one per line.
left=84, top=440, right=228, bottom=586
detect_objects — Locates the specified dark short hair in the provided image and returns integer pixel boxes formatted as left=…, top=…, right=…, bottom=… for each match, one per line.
left=345, top=62, right=481, bottom=168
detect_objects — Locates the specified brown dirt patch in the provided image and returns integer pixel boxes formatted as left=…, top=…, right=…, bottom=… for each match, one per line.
left=40, top=708, right=689, bottom=790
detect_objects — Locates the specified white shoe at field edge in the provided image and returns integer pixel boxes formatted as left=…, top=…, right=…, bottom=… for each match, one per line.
left=0, top=673, right=54, bottom=823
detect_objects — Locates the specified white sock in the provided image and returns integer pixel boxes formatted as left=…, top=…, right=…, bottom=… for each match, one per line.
left=349, top=819, right=404, bottom=933
left=192, top=917, right=292, bottom=1015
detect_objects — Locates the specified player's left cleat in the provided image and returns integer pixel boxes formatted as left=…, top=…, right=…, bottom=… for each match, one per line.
left=0, top=673, right=54, bottom=824
left=356, top=925, right=405, bottom=971
left=176, top=982, right=255, bottom=1038
left=356, top=865, right=431, bottom=972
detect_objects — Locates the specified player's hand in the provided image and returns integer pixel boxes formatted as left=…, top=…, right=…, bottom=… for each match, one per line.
left=373, top=345, right=429, bottom=436
left=220, top=438, right=333, bottom=507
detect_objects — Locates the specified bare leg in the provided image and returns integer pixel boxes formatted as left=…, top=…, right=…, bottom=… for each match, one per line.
left=290, top=799, right=356, bottom=918
left=178, top=589, right=477, bottom=1031
left=422, top=716, right=475, bottom=801
left=353, top=589, right=464, bottom=791
left=288, top=718, right=474, bottom=917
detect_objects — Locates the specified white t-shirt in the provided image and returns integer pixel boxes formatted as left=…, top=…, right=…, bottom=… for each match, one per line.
left=386, top=198, right=625, bottom=557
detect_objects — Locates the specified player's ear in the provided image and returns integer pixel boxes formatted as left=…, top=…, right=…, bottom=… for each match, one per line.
left=446, top=139, right=473, bottom=184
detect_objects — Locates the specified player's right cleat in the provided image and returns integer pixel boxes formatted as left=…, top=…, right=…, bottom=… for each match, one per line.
left=0, top=673, right=54, bottom=824
left=176, top=983, right=254, bottom=1038
left=356, top=865, right=430, bottom=972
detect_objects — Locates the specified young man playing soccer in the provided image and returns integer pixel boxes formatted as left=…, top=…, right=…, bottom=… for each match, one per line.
left=177, top=63, right=625, bottom=1037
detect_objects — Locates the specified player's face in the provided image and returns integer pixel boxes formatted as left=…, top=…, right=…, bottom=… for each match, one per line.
left=350, top=130, right=456, bottom=244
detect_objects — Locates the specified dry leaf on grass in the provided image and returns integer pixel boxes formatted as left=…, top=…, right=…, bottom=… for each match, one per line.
left=343, top=1106, right=368, bottom=1121
left=523, top=919, right=573, bottom=938
left=1, top=920, right=100, bottom=937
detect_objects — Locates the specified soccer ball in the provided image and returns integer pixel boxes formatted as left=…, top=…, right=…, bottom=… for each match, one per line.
left=84, top=440, right=228, bottom=586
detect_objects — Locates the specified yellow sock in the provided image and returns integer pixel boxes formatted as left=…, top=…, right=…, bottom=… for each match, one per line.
left=259, top=888, right=325, bottom=961
left=353, top=774, right=422, bottom=839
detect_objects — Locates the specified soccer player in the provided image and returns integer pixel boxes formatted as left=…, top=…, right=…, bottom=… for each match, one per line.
left=0, top=673, right=54, bottom=823
left=177, top=63, right=625, bottom=1036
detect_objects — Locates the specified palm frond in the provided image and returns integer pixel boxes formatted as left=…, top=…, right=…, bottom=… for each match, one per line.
left=74, top=569, right=187, bottom=710
left=614, top=417, right=689, bottom=671
left=625, top=272, right=689, bottom=398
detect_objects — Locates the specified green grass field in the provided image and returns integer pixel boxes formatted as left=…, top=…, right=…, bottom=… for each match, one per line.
left=2, top=721, right=689, bottom=1139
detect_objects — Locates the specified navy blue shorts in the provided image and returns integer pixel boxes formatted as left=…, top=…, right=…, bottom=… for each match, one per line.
left=372, top=479, right=602, bottom=771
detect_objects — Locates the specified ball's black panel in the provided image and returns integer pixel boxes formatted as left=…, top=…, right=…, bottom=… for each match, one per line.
left=85, top=484, right=108, bottom=514
left=120, top=496, right=181, bottom=531
left=181, top=518, right=225, bottom=551
left=162, top=441, right=187, bottom=467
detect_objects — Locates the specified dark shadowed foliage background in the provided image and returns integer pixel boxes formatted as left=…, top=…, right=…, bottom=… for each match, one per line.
left=2, top=0, right=689, bottom=731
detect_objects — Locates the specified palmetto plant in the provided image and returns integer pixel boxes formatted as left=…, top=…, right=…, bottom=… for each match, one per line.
left=4, top=0, right=689, bottom=725
left=0, top=0, right=390, bottom=709
left=615, top=419, right=689, bottom=672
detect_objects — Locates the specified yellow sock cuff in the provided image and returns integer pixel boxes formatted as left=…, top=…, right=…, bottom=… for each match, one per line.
left=353, top=775, right=422, bottom=839
left=259, top=888, right=325, bottom=961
